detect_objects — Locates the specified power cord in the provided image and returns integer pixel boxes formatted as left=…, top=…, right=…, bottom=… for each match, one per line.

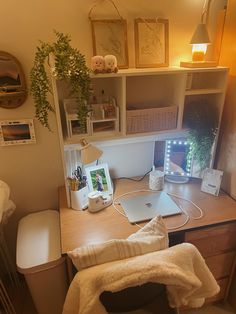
left=113, top=189, right=154, bottom=228
left=112, top=189, right=204, bottom=230
left=116, top=169, right=152, bottom=182
left=167, top=192, right=204, bottom=220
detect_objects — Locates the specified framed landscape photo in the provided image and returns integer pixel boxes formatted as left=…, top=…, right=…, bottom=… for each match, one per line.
left=0, top=119, right=36, bottom=146
left=91, top=19, right=129, bottom=69
left=134, top=18, right=169, bottom=68
left=85, top=163, right=113, bottom=194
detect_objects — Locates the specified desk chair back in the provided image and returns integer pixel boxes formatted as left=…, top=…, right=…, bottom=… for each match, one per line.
left=100, top=282, right=177, bottom=313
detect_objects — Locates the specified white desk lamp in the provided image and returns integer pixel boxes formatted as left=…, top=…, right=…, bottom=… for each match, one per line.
left=79, top=138, right=103, bottom=164
left=78, top=139, right=112, bottom=212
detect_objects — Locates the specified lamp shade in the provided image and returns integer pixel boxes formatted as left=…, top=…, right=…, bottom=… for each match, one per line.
left=79, top=138, right=103, bottom=164
left=190, top=23, right=210, bottom=44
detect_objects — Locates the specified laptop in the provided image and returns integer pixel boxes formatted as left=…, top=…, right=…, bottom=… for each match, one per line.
left=119, top=191, right=181, bottom=224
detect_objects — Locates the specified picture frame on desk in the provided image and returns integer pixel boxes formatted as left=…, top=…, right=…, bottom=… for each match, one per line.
left=85, top=163, right=113, bottom=194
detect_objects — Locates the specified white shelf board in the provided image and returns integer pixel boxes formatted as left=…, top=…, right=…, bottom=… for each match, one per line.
left=185, top=88, right=224, bottom=95
left=63, top=129, right=188, bottom=150
left=90, top=66, right=229, bottom=79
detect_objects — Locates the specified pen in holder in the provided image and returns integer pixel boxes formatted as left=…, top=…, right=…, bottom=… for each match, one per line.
left=70, top=186, right=89, bottom=210
left=68, top=176, right=88, bottom=210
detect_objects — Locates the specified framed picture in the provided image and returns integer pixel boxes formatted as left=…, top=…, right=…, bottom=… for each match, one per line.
left=0, top=119, right=36, bottom=146
left=91, top=19, right=129, bottom=69
left=201, top=168, right=223, bottom=196
left=85, top=163, right=113, bottom=194
left=134, top=18, right=169, bottom=68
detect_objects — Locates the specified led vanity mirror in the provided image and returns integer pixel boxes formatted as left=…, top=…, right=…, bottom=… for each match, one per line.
left=164, top=139, right=193, bottom=183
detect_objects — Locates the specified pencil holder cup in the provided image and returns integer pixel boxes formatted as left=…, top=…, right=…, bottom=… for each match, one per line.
left=149, top=170, right=164, bottom=190
left=70, top=186, right=89, bottom=210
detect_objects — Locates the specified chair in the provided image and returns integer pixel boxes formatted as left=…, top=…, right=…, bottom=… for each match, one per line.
left=100, top=282, right=178, bottom=314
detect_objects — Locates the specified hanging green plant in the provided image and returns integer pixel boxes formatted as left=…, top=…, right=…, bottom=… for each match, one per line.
left=30, top=31, right=91, bottom=130
left=183, top=100, right=219, bottom=171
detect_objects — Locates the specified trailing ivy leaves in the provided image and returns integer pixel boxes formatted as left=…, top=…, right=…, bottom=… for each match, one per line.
left=183, top=101, right=219, bottom=171
left=30, top=31, right=91, bottom=131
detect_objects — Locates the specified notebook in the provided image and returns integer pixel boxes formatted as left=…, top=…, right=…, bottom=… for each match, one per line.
left=120, top=191, right=181, bottom=224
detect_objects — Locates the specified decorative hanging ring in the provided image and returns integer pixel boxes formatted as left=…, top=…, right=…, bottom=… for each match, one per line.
left=88, top=0, right=124, bottom=20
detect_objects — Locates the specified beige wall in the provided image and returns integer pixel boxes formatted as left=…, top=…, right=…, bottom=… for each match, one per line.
left=0, top=0, right=227, bottom=253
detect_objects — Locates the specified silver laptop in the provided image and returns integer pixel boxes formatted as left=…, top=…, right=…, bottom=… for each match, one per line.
left=120, top=191, right=181, bottom=224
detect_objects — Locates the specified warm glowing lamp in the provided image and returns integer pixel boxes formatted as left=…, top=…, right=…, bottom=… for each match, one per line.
left=190, top=23, right=210, bottom=61
left=180, top=0, right=217, bottom=68
left=79, top=138, right=103, bottom=164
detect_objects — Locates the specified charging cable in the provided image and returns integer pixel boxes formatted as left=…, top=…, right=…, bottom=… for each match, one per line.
left=112, top=189, right=204, bottom=230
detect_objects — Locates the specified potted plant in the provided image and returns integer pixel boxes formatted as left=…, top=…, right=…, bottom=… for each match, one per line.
left=30, top=31, right=91, bottom=130
left=183, top=100, right=219, bottom=172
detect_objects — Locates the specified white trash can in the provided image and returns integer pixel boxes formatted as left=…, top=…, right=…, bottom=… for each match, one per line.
left=16, top=209, right=68, bottom=314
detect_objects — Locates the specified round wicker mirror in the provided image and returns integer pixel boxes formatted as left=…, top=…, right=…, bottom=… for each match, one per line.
left=0, top=51, right=27, bottom=108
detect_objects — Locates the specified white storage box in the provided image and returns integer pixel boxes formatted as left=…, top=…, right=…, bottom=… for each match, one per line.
left=16, top=210, right=68, bottom=314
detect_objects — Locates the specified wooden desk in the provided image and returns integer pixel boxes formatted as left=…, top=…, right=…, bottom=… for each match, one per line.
left=59, top=177, right=236, bottom=301
left=59, top=177, right=236, bottom=253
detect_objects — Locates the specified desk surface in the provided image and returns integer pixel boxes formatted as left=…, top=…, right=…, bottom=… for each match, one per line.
left=59, top=178, right=236, bottom=254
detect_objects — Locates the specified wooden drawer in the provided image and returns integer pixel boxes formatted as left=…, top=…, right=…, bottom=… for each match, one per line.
left=185, top=223, right=236, bottom=257
left=206, top=277, right=229, bottom=303
left=205, top=251, right=235, bottom=279
left=180, top=278, right=229, bottom=311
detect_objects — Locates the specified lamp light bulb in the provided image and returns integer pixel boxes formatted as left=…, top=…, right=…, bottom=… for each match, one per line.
left=192, top=44, right=208, bottom=61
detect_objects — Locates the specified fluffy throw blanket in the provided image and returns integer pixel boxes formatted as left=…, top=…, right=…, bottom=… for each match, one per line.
left=68, top=216, right=168, bottom=270
left=63, top=243, right=219, bottom=314
left=0, top=180, right=16, bottom=224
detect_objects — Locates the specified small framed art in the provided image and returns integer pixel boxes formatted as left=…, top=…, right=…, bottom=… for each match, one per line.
left=134, top=18, right=169, bottom=68
left=0, top=119, right=36, bottom=146
left=201, top=168, right=223, bottom=196
left=85, top=163, right=113, bottom=194
left=91, top=19, right=129, bottom=69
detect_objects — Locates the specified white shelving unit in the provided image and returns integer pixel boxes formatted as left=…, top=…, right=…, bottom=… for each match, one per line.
left=53, top=66, right=228, bottom=144
left=52, top=66, right=228, bottom=205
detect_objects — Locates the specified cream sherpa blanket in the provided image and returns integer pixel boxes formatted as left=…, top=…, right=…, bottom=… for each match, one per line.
left=68, top=216, right=168, bottom=270
left=0, top=180, right=16, bottom=224
left=63, top=243, right=219, bottom=314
